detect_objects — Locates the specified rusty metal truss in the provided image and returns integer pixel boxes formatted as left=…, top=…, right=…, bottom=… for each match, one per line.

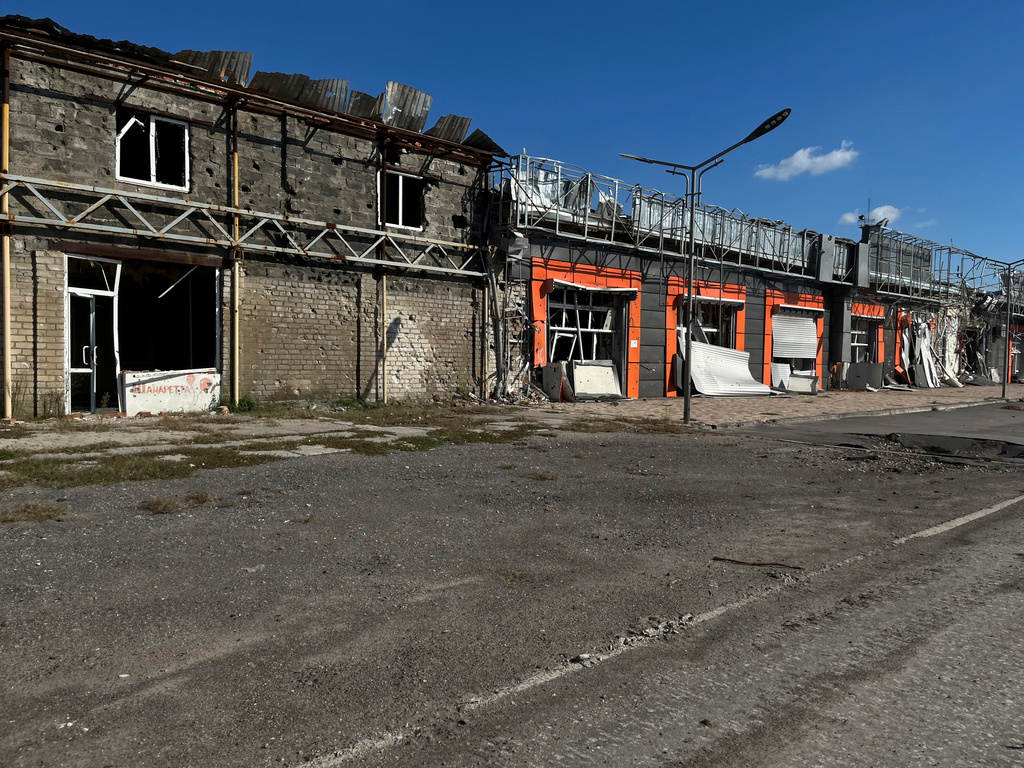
left=0, top=174, right=487, bottom=277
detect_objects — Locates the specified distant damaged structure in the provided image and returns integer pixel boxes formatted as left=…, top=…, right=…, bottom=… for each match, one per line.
left=0, top=15, right=502, bottom=417
left=487, top=155, right=1022, bottom=401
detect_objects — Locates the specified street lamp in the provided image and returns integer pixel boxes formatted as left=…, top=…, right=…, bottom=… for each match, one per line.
left=1002, top=257, right=1024, bottom=400
left=621, top=108, right=791, bottom=423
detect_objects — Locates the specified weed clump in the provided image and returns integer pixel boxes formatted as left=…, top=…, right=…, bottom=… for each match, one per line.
left=0, top=501, right=71, bottom=525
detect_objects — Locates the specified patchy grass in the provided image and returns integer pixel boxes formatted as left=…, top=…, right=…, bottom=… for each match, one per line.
left=51, top=441, right=124, bottom=455
left=336, top=403, right=511, bottom=428
left=561, top=417, right=693, bottom=435
left=0, top=446, right=284, bottom=491
left=0, top=501, right=71, bottom=525
left=498, top=462, right=518, bottom=470
left=158, top=414, right=212, bottom=432
left=0, top=419, right=541, bottom=492
left=526, top=469, right=558, bottom=481
left=0, top=424, right=32, bottom=439
left=48, top=418, right=112, bottom=433
left=145, top=496, right=184, bottom=515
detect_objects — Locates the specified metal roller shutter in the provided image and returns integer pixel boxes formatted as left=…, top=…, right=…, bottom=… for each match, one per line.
left=772, top=313, right=818, bottom=358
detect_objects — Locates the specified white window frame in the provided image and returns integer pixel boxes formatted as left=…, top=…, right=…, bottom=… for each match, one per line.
left=115, top=112, right=191, bottom=192
left=379, top=169, right=425, bottom=231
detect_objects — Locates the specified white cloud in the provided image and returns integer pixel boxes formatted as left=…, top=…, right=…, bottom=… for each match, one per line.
left=755, top=140, right=858, bottom=181
left=914, top=218, right=937, bottom=228
left=870, top=205, right=901, bottom=224
left=838, top=205, right=902, bottom=227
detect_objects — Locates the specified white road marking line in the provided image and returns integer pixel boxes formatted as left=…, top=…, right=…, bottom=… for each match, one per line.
left=893, top=493, right=1024, bottom=544
left=305, top=492, right=1024, bottom=766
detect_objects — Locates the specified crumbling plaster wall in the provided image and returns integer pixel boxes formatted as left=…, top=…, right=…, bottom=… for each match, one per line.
left=5, top=53, right=489, bottom=407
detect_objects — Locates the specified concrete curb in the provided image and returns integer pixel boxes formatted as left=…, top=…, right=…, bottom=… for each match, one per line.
left=713, top=397, right=1013, bottom=430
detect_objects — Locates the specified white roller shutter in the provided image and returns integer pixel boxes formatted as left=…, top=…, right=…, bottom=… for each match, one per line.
left=772, top=313, right=818, bottom=358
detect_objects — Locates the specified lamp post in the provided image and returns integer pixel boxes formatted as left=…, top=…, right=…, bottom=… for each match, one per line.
left=1002, top=257, right=1024, bottom=400
left=621, top=108, right=791, bottom=423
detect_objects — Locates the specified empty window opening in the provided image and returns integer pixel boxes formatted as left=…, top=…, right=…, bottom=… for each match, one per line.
left=117, top=261, right=219, bottom=373
left=116, top=108, right=190, bottom=191
left=546, top=286, right=629, bottom=396
left=382, top=170, right=425, bottom=229
left=680, top=298, right=741, bottom=349
left=851, top=317, right=880, bottom=363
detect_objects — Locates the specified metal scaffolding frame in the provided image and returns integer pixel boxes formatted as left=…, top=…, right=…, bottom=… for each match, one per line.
left=0, top=174, right=488, bottom=277
left=494, top=155, right=844, bottom=282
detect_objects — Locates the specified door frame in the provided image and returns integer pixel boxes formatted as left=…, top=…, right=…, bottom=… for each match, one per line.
left=65, top=255, right=122, bottom=413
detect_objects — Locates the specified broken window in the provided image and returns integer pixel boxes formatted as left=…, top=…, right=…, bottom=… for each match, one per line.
left=382, top=170, right=425, bottom=229
left=116, top=108, right=190, bottom=191
left=680, top=298, right=741, bottom=348
left=547, top=286, right=623, bottom=363
left=851, top=317, right=880, bottom=363
left=545, top=285, right=630, bottom=398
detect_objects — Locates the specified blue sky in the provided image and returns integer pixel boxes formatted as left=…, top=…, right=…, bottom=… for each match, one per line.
left=7, top=0, right=1023, bottom=262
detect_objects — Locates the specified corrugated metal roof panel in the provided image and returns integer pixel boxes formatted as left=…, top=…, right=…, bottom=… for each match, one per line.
left=382, top=81, right=432, bottom=133
left=171, top=50, right=252, bottom=86
left=347, top=90, right=383, bottom=120
left=462, top=129, right=507, bottom=156
left=248, top=71, right=350, bottom=113
left=424, top=114, right=472, bottom=143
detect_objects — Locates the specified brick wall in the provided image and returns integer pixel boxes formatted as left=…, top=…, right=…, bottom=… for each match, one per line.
left=2, top=45, right=491, bottom=411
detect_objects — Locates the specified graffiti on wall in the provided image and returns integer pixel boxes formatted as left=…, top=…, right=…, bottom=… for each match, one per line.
left=122, top=369, right=221, bottom=417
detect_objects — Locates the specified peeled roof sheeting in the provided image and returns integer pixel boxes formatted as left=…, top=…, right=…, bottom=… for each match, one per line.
left=424, top=115, right=472, bottom=144
left=347, top=90, right=383, bottom=120
left=382, top=81, right=432, bottom=133
left=684, top=338, right=771, bottom=397
left=172, top=50, right=252, bottom=86
left=463, top=129, right=507, bottom=156
left=248, top=72, right=350, bottom=113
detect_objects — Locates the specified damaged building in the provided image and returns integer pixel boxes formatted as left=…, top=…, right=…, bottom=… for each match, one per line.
left=0, top=17, right=1019, bottom=419
left=0, top=16, right=502, bottom=417
left=488, top=155, right=1022, bottom=401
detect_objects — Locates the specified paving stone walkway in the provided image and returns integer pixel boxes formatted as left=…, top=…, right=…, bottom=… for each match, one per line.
left=516, top=383, right=1024, bottom=429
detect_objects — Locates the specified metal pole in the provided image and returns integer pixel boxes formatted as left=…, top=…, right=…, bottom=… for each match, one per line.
left=230, top=103, right=241, bottom=403
left=683, top=167, right=697, bottom=424
left=1003, top=266, right=1012, bottom=400
left=2, top=46, right=11, bottom=420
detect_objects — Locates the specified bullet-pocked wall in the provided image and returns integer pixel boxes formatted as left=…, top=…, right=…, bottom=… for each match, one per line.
left=1, top=36, right=492, bottom=413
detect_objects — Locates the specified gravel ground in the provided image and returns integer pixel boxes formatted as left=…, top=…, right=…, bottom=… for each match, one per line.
left=1, top=422, right=1021, bottom=767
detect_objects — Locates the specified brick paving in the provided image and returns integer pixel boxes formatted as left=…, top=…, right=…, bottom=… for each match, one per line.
left=518, top=383, right=1024, bottom=428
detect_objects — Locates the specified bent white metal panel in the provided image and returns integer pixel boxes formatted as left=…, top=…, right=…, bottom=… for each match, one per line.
left=123, top=369, right=220, bottom=417
left=681, top=337, right=771, bottom=397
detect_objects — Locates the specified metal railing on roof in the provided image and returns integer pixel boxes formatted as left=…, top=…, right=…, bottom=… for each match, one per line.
left=493, top=155, right=834, bottom=281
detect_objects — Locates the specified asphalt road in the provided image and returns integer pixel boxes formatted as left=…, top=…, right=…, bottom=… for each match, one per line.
left=1, top=411, right=1022, bottom=767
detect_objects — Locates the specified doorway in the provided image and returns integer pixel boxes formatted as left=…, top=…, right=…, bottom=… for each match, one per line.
left=66, top=256, right=121, bottom=413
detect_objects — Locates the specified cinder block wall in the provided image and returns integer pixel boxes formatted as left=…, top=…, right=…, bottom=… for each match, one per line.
left=4, top=50, right=490, bottom=411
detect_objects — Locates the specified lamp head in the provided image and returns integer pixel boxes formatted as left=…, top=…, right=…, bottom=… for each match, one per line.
left=742, top=108, right=791, bottom=144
